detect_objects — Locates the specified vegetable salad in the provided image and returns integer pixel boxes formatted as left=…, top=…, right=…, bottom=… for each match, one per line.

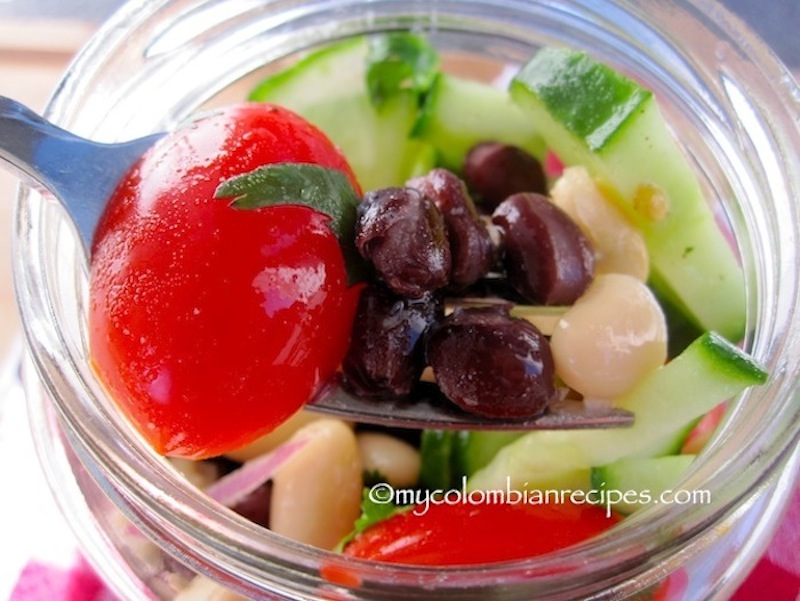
left=87, top=33, right=767, bottom=597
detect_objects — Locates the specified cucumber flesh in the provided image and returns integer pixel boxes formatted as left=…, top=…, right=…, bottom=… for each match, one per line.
left=414, top=73, right=545, bottom=172
left=295, top=91, right=433, bottom=190
left=249, top=38, right=435, bottom=190
left=635, top=421, right=696, bottom=458
left=591, top=455, right=696, bottom=514
left=418, top=430, right=525, bottom=491
left=454, top=431, right=524, bottom=477
left=510, top=48, right=746, bottom=341
left=469, top=332, right=767, bottom=491
left=249, top=38, right=367, bottom=104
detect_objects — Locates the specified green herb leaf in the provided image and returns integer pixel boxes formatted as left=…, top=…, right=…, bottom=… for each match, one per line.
left=335, top=487, right=412, bottom=552
left=366, top=33, right=440, bottom=107
left=362, top=468, right=390, bottom=488
left=215, top=163, right=367, bottom=285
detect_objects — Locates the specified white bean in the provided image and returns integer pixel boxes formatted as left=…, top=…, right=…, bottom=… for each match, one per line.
left=175, top=575, right=247, bottom=601
left=222, top=410, right=323, bottom=463
left=550, top=166, right=649, bottom=281
left=357, top=432, right=421, bottom=488
left=270, top=419, right=362, bottom=550
left=169, top=457, right=221, bottom=489
left=550, top=273, right=667, bottom=399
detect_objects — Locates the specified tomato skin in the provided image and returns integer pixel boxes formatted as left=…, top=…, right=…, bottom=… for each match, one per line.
left=344, top=500, right=620, bottom=565
left=90, top=103, right=361, bottom=459
left=681, top=403, right=725, bottom=455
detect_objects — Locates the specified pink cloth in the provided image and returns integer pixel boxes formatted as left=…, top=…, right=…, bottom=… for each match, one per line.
left=10, top=556, right=113, bottom=601
left=11, top=488, right=799, bottom=600
left=731, top=485, right=800, bottom=601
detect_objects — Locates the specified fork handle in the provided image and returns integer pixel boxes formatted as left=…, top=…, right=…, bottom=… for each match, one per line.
left=0, top=96, right=161, bottom=251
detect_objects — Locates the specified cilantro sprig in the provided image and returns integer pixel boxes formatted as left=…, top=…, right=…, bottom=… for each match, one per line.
left=366, top=33, right=440, bottom=108
left=215, top=163, right=367, bottom=285
left=335, top=486, right=412, bottom=552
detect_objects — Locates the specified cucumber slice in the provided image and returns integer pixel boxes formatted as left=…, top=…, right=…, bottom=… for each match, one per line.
left=419, top=430, right=460, bottom=490
left=454, top=431, right=524, bottom=477
left=414, top=73, right=546, bottom=171
left=510, top=48, right=746, bottom=341
left=591, top=455, right=696, bottom=514
left=249, top=37, right=435, bottom=190
left=418, top=430, right=525, bottom=491
left=649, top=276, right=705, bottom=358
left=469, top=332, right=767, bottom=491
left=249, top=38, right=367, bottom=103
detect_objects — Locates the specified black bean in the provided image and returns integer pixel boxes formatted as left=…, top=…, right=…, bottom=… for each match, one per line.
left=342, top=285, right=442, bottom=397
left=463, top=143, right=547, bottom=210
left=407, top=169, right=495, bottom=289
left=426, top=307, right=556, bottom=419
left=356, top=187, right=451, bottom=297
left=492, top=193, right=594, bottom=305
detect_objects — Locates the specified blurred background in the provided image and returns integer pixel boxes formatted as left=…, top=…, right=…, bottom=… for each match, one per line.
left=0, top=0, right=798, bottom=67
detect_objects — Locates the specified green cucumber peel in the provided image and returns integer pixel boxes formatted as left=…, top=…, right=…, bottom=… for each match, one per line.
left=418, top=429, right=523, bottom=491
left=510, top=47, right=747, bottom=340
left=590, top=454, right=697, bottom=515
left=419, top=430, right=462, bottom=491
left=696, top=331, right=767, bottom=384
left=514, top=48, right=651, bottom=152
left=469, top=331, right=767, bottom=491
left=215, top=163, right=367, bottom=285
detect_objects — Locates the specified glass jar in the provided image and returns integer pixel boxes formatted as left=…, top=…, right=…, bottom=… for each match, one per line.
left=14, top=0, right=800, bottom=599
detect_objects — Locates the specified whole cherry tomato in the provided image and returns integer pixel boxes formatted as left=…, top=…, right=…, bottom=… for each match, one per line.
left=90, top=103, right=362, bottom=459
left=343, top=500, right=620, bottom=565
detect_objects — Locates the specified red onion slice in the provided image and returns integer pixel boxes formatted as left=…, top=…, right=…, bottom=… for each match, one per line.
left=205, top=438, right=308, bottom=507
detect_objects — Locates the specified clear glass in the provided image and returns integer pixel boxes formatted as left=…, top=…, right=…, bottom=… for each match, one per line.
left=12, top=0, right=800, bottom=599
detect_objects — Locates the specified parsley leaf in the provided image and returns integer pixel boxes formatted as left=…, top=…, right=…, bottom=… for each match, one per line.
left=335, top=487, right=412, bottom=552
left=215, top=163, right=367, bottom=285
left=366, top=33, right=439, bottom=108
left=363, top=468, right=391, bottom=488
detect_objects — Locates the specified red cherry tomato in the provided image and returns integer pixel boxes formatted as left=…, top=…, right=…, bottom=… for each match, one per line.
left=681, top=403, right=725, bottom=455
left=343, top=500, right=620, bottom=565
left=90, top=103, right=362, bottom=459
